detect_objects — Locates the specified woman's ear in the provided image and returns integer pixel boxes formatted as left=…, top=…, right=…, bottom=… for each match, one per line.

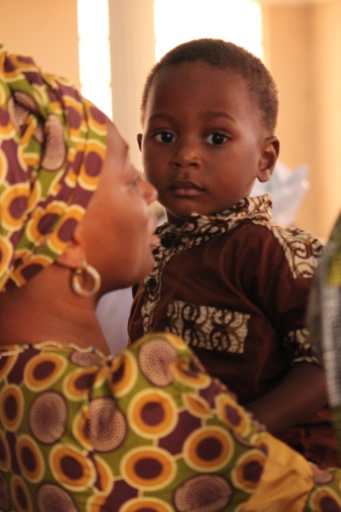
left=257, top=136, right=280, bottom=183
left=137, top=133, right=143, bottom=151
left=56, top=238, right=84, bottom=270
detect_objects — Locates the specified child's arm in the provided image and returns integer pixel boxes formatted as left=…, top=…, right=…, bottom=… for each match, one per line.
left=246, top=361, right=328, bottom=433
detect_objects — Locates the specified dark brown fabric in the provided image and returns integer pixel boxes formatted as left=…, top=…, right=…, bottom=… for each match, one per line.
left=129, top=195, right=341, bottom=467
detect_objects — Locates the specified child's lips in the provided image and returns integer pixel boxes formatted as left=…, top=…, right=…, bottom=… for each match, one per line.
left=168, top=181, right=204, bottom=197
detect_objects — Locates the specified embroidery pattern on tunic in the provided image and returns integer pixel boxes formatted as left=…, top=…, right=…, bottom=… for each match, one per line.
left=141, top=195, right=271, bottom=334
left=253, top=221, right=322, bottom=279
left=166, top=299, right=250, bottom=353
left=284, top=328, right=320, bottom=364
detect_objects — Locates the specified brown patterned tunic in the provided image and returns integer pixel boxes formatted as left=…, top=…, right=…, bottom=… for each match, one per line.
left=129, top=195, right=340, bottom=467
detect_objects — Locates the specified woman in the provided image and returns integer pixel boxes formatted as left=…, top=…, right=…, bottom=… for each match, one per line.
left=0, top=44, right=341, bottom=512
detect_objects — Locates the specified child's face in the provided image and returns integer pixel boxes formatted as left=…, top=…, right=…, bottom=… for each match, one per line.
left=139, top=61, right=278, bottom=222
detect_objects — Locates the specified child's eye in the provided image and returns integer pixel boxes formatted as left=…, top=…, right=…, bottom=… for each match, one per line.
left=153, top=131, right=175, bottom=143
left=206, top=133, right=228, bottom=145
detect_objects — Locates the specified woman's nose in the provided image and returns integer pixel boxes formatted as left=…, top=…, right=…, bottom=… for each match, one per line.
left=143, top=179, right=158, bottom=204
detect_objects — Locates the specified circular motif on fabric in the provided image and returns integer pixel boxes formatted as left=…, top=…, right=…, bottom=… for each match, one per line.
left=4, top=54, right=36, bottom=79
left=249, top=432, right=269, bottom=455
left=0, top=384, right=24, bottom=431
left=23, top=146, right=41, bottom=170
left=11, top=90, right=40, bottom=114
left=216, top=395, right=250, bottom=437
left=29, top=391, right=67, bottom=444
left=0, top=148, right=8, bottom=181
left=31, top=80, right=49, bottom=108
left=80, top=140, right=106, bottom=191
left=311, top=465, right=335, bottom=485
left=24, top=353, right=66, bottom=391
left=182, top=393, right=211, bottom=419
left=16, top=435, right=45, bottom=483
left=16, top=141, right=29, bottom=172
left=138, top=338, right=178, bottom=387
left=93, top=454, right=114, bottom=494
left=309, top=486, right=341, bottom=511
left=121, top=447, right=176, bottom=490
left=11, top=475, right=32, bottom=512
left=0, top=184, right=28, bottom=231
left=171, top=359, right=211, bottom=389
left=232, top=450, right=265, bottom=491
left=26, top=202, right=64, bottom=244
left=64, top=159, right=79, bottom=189
left=26, top=179, right=41, bottom=212
left=87, top=103, right=107, bottom=135
left=128, top=389, right=178, bottom=439
left=15, top=254, right=52, bottom=288
left=41, top=114, right=66, bottom=171
left=183, top=426, right=233, bottom=471
left=165, top=333, right=190, bottom=350
left=0, top=353, right=17, bottom=380
left=50, top=443, right=95, bottom=491
left=110, top=351, right=138, bottom=397
left=0, top=238, right=13, bottom=280
left=0, top=106, right=15, bottom=138
left=70, top=350, right=104, bottom=368
left=62, top=91, right=82, bottom=116
left=47, top=205, right=84, bottom=254
left=89, top=397, right=127, bottom=452
left=72, top=408, right=91, bottom=451
left=36, top=483, right=78, bottom=512
left=120, top=497, right=173, bottom=512
left=64, top=367, right=98, bottom=401
left=174, top=474, right=232, bottom=512
left=0, top=471, right=10, bottom=511
left=0, top=429, right=10, bottom=471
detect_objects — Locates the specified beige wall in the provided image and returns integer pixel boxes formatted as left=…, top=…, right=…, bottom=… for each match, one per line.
left=0, top=0, right=80, bottom=86
left=310, top=0, right=341, bottom=239
left=1, top=0, right=340, bottom=239
left=262, top=0, right=341, bottom=240
left=108, top=0, right=155, bottom=169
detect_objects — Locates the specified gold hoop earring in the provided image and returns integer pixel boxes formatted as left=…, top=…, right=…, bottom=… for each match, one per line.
left=71, top=261, right=101, bottom=297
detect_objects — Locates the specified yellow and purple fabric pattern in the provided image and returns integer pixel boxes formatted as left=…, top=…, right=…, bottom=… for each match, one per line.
left=0, top=332, right=340, bottom=511
left=0, top=44, right=107, bottom=291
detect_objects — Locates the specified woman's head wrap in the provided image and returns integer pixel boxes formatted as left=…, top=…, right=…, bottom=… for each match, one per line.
left=0, top=44, right=108, bottom=291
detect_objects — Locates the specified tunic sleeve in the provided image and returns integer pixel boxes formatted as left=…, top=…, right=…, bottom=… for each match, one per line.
left=242, top=223, right=323, bottom=365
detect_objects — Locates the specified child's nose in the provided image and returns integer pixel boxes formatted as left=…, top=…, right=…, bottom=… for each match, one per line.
left=171, top=139, right=201, bottom=168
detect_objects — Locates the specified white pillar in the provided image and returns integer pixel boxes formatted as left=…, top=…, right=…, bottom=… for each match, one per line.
left=108, top=0, right=156, bottom=170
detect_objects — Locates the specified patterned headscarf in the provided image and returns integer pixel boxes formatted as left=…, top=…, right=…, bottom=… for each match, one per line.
left=0, top=44, right=108, bottom=291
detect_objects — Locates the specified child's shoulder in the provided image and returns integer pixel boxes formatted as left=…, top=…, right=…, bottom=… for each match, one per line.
left=237, top=219, right=322, bottom=247
left=231, top=220, right=323, bottom=277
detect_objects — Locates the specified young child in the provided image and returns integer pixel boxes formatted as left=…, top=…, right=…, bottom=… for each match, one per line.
left=128, top=38, right=340, bottom=467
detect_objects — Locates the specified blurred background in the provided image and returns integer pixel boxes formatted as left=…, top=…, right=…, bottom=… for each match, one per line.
left=1, top=0, right=340, bottom=240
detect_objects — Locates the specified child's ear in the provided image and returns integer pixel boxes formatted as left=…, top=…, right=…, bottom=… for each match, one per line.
left=137, top=133, right=143, bottom=151
left=257, top=136, right=280, bottom=183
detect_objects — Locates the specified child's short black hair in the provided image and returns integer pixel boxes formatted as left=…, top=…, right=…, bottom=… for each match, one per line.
left=141, top=38, right=278, bottom=133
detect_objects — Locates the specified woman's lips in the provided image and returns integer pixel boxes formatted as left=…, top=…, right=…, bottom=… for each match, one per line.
left=168, top=181, right=204, bottom=197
